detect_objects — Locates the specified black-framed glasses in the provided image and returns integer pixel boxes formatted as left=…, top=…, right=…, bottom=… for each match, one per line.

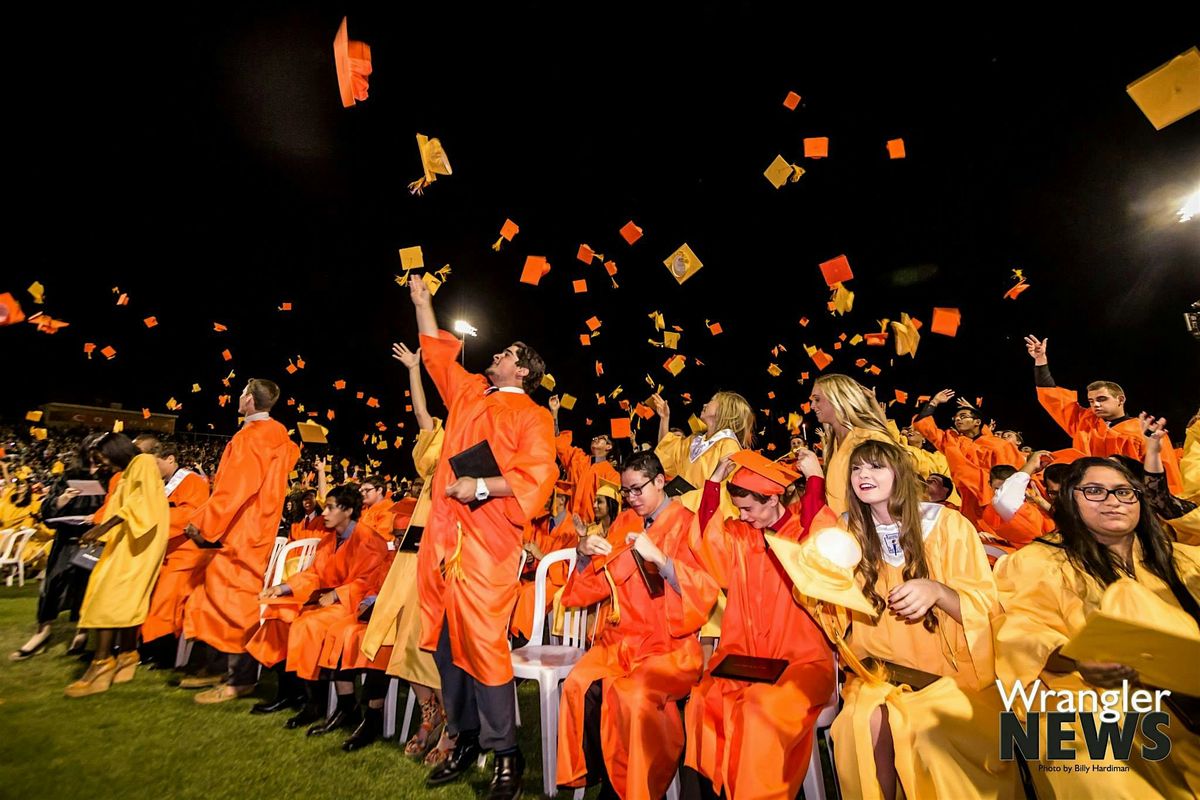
left=1074, top=485, right=1140, bottom=504
left=619, top=477, right=654, bottom=499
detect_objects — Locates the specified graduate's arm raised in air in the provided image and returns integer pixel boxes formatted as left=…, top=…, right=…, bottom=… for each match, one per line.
left=392, top=341, right=435, bottom=432
left=650, top=393, right=671, bottom=444
left=1026, top=334, right=1089, bottom=436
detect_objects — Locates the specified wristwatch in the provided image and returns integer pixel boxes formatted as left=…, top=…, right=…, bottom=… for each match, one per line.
left=474, top=477, right=490, bottom=502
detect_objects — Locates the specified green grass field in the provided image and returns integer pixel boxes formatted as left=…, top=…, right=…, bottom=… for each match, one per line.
left=0, top=584, right=560, bottom=799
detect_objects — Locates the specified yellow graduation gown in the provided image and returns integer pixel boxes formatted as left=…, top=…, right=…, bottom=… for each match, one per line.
left=830, top=503, right=1017, bottom=800
left=823, top=426, right=897, bottom=517
left=78, top=454, right=171, bottom=628
left=994, top=538, right=1200, bottom=799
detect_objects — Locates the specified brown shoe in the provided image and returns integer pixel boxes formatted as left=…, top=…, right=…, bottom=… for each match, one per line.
left=195, top=684, right=256, bottom=704
left=178, top=672, right=225, bottom=689
left=65, top=657, right=118, bottom=698
left=113, top=651, right=141, bottom=684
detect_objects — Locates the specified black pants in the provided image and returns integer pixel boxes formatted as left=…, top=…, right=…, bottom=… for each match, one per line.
left=192, top=641, right=259, bottom=686
left=37, top=529, right=89, bottom=624
left=584, top=679, right=617, bottom=798
left=433, top=615, right=517, bottom=751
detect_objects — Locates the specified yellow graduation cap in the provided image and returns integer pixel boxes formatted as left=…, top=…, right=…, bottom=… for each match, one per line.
left=297, top=421, right=328, bottom=445
left=421, top=272, right=442, bottom=296
left=765, top=528, right=876, bottom=616
left=663, top=244, right=703, bottom=285
left=663, top=331, right=680, bottom=350
left=890, top=312, right=921, bottom=358
left=763, top=155, right=806, bottom=189
left=541, top=374, right=556, bottom=392
left=1126, top=47, right=1200, bottom=130
left=399, top=246, right=424, bottom=270
left=829, top=283, right=854, bottom=316
left=687, top=414, right=706, bottom=435
left=560, top=393, right=577, bottom=411
left=1062, top=578, right=1200, bottom=696
left=409, top=134, right=453, bottom=195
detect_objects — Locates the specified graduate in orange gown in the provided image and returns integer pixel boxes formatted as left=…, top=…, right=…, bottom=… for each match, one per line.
left=1025, top=334, right=1183, bottom=492
left=181, top=379, right=300, bottom=703
left=134, top=437, right=213, bottom=666
left=949, top=448, right=1056, bottom=553
left=358, top=477, right=395, bottom=538
left=557, top=452, right=718, bottom=800
left=248, top=484, right=387, bottom=733
left=510, top=482, right=580, bottom=641
left=684, top=448, right=842, bottom=800
left=550, top=394, right=620, bottom=523
left=407, top=278, right=557, bottom=799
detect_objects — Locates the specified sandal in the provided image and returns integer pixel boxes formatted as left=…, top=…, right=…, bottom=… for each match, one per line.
left=9, top=637, right=49, bottom=662
left=404, top=699, right=446, bottom=758
left=423, top=735, right=456, bottom=767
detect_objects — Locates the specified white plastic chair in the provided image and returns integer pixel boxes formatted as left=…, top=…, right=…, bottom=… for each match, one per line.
left=262, top=537, right=320, bottom=617
left=510, top=548, right=589, bottom=798
left=982, top=543, right=1009, bottom=562
left=802, top=658, right=844, bottom=800
left=0, top=528, right=37, bottom=587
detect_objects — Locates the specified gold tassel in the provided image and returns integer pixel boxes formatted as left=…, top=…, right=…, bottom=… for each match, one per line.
left=819, top=602, right=885, bottom=685
left=445, top=521, right=467, bottom=581
left=408, top=177, right=429, bottom=196
left=603, top=568, right=621, bottom=624
left=492, top=237, right=504, bottom=252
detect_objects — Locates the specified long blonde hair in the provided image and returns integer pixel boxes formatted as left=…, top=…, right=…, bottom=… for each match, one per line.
left=843, top=439, right=939, bottom=632
left=706, top=390, right=755, bottom=447
left=813, top=374, right=890, bottom=447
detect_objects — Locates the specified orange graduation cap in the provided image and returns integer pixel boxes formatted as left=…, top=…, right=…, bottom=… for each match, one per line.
left=886, top=138, right=906, bottom=159
left=333, top=17, right=372, bottom=108
left=0, top=293, right=25, bottom=325
left=663, top=243, right=703, bottom=284
left=83, top=342, right=96, bottom=359
left=30, top=314, right=69, bottom=334
left=493, top=218, right=520, bottom=250
left=610, top=417, right=632, bottom=439
left=520, top=255, right=551, bottom=286
left=1004, top=280, right=1031, bottom=300
left=729, top=449, right=800, bottom=496
left=619, top=220, right=643, bottom=245
left=930, top=307, right=961, bottom=337
left=213, top=322, right=228, bottom=332
left=663, top=354, right=687, bottom=376
left=409, top=134, right=453, bottom=195
left=782, top=90, right=801, bottom=110
left=803, top=137, right=829, bottom=159
left=577, top=244, right=602, bottom=263
left=819, top=254, right=853, bottom=287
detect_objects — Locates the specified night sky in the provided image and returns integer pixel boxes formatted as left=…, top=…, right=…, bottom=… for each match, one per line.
left=8, top=5, right=1199, bottom=473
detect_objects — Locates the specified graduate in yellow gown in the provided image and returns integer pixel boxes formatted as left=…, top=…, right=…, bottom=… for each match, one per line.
left=357, top=341, right=450, bottom=763
left=66, top=435, right=170, bottom=697
left=810, top=374, right=896, bottom=516
left=1161, top=411, right=1200, bottom=544
left=994, top=455, right=1200, bottom=799
left=829, top=439, right=1016, bottom=800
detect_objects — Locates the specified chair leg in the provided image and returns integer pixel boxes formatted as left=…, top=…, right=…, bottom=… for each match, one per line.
left=514, top=681, right=522, bottom=728
left=327, top=681, right=338, bottom=718
left=538, top=674, right=560, bottom=797
left=175, top=637, right=194, bottom=669
left=666, top=770, right=681, bottom=800
left=802, top=726, right=835, bottom=800
left=383, top=677, right=398, bottom=739
left=18, top=559, right=25, bottom=587
left=398, top=686, right=417, bottom=743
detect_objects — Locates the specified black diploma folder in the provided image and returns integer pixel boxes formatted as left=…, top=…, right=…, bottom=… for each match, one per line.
left=710, top=654, right=789, bottom=684
left=449, top=440, right=503, bottom=510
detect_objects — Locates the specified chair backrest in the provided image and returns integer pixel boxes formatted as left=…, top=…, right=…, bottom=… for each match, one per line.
left=0, top=530, right=15, bottom=560
left=982, top=543, right=1009, bottom=562
left=516, top=549, right=529, bottom=579
left=528, top=548, right=580, bottom=647
left=272, top=537, right=320, bottom=587
left=261, top=536, right=289, bottom=591
left=0, top=528, right=35, bottom=562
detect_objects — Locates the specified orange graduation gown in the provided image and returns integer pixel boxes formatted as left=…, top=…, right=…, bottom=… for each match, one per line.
left=1037, top=386, right=1183, bottom=493
left=684, top=478, right=839, bottom=800
left=417, top=330, right=557, bottom=686
left=556, top=431, right=620, bottom=523
left=246, top=521, right=387, bottom=679
left=510, top=512, right=579, bottom=639
left=141, top=470, right=212, bottom=641
left=941, top=437, right=1053, bottom=548
left=183, top=418, right=300, bottom=653
left=317, top=546, right=398, bottom=674
left=556, top=501, right=718, bottom=800
left=360, top=497, right=395, bottom=539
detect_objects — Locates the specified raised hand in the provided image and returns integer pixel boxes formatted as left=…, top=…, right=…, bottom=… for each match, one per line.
left=409, top=276, right=432, bottom=307
left=1024, top=335, right=1048, bottom=365
left=649, top=393, right=669, bottom=418
left=710, top=455, right=736, bottom=483
left=548, top=395, right=561, bottom=414
left=1138, top=412, right=1169, bottom=453
left=930, top=389, right=955, bottom=406
left=392, top=342, right=421, bottom=369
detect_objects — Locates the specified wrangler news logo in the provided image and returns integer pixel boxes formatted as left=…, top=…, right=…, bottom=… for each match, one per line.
left=997, top=680, right=1173, bottom=766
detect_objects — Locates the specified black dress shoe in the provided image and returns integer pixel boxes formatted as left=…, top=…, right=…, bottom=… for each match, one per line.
left=285, top=704, right=323, bottom=729
left=426, top=730, right=482, bottom=786
left=307, top=707, right=362, bottom=737
left=487, top=750, right=525, bottom=800
left=342, top=708, right=383, bottom=751
left=251, top=694, right=306, bottom=715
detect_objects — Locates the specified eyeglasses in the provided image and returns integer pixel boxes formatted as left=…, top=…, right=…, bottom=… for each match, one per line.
left=619, top=477, right=654, bottom=499
left=1074, top=485, right=1140, bottom=504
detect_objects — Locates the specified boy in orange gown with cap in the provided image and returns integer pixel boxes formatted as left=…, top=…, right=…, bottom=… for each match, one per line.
left=549, top=395, right=620, bottom=524
left=134, top=436, right=212, bottom=665
left=510, top=481, right=580, bottom=641
left=181, top=379, right=300, bottom=703
left=557, top=451, right=718, bottom=800
left=684, top=448, right=841, bottom=800
left=407, top=278, right=557, bottom=800
left=1025, top=334, right=1183, bottom=492
left=248, top=484, right=388, bottom=733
